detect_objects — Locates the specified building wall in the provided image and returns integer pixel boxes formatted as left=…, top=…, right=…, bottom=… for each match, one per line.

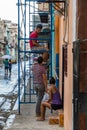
left=76, top=0, right=87, bottom=129
left=54, top=12, right=59, bottom=87
left=63, top=0, right=87, bottom=129
left=0, top=19, right=19, bottom=58
left=58, top=0, right=76, bottom=130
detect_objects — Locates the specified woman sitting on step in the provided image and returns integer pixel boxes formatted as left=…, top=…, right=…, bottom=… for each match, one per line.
left=37, top=77, right=62, bottom=121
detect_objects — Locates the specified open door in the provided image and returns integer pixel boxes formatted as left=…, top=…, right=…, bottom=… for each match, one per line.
left=73, top=40, right=87, bottom=130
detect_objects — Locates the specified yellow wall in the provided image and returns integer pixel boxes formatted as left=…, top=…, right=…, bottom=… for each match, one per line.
left=55, top=14, right=59, bottom=54
left=57, top=1, right=73, bottom=130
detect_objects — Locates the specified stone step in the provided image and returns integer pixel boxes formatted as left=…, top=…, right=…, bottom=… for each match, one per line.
left=49, top=116, right=59, bottom=125
left=48, top=110, right=64, bottom=127
left=59, top=111, right=64, bottom=127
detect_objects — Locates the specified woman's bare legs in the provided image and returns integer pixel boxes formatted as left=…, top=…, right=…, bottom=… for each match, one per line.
left=37, top=101, right=51, bottom=121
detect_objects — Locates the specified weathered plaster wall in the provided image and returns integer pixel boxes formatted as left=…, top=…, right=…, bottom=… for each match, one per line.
left=59, top=0, right=76, bottom=130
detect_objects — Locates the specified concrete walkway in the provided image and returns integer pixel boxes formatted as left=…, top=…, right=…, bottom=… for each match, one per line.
left=4, top=103, right=64, bottom=130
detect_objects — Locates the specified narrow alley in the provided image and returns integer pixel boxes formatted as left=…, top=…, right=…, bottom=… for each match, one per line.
left=0, top=61, right=64, bottom=130
left=1, top=0, right=87, bottom=130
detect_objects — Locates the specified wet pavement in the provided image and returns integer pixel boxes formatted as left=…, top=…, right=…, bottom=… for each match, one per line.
left=0, top=64, right=22, bottom=130
left=3, top=103, right=64, bottom=130
left=0, top=63, right=64, bottom=130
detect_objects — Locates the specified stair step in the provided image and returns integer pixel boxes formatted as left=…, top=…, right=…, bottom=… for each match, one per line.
left=59, top=111, right=64, bottom=127
left=49, top=116, right=59, bottom=125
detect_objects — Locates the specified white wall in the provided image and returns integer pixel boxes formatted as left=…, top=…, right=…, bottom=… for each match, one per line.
left=72, top=0, right=77, bottom=41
